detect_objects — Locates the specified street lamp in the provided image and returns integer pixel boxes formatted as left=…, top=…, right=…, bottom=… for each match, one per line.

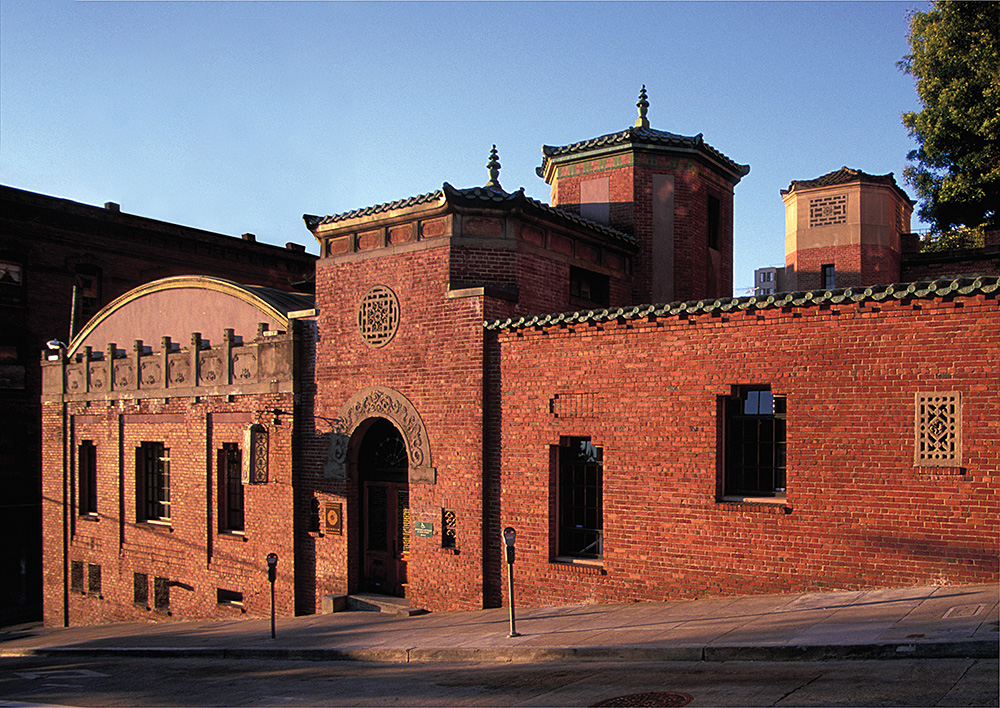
left=502, top=526, right=520, bottom=637
left=266, top=553, right=278, bottom=639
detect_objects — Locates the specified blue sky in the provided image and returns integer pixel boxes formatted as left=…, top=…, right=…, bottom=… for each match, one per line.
left=1, top=1, right=927, bottom=294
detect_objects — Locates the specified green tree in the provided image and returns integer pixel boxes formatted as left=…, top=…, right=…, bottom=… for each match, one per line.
left=899, top=1, right=1000, bottom=236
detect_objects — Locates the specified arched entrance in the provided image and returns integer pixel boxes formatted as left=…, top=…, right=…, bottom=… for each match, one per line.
left=357, top=418, right=409, bottom=596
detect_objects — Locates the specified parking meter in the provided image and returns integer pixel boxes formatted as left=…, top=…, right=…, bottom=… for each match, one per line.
left=266, top=553, right=278, bottom=638
left=501, top=527, right=519, bottom=636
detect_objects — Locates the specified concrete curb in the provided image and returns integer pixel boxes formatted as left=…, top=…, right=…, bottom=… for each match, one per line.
left=3, top=639, right=995, bottom=663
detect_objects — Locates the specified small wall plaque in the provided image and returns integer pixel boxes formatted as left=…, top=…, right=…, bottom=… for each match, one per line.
left=415, top=521, right=433, bottom=538
left=324, top=502, right=343, bottom=535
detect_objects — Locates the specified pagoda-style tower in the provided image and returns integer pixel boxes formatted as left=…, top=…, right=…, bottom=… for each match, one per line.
left=781, top=167, right=914, bottom=291
left=537, top=86, right=749, bottom=303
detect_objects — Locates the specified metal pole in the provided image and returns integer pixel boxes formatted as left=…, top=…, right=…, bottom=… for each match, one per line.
left=270, top=580, right=276, bottom=639
left=506, top=559, right=519, bottom=637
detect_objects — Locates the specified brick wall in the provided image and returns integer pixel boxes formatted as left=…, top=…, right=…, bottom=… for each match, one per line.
left=310, top=244, right=488, bottom=612
left=789, top=243, right=901, bottom=291
left=488, top=289, right=999, bottom=607
left=42, top=393, right=298, bottom=626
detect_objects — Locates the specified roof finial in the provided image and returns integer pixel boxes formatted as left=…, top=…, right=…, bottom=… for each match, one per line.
left=635, top=85, right=649, bottom=128
left=486, top=144, right=502, bottom=189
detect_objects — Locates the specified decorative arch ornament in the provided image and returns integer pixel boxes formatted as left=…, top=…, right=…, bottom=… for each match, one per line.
left=324, top=386, right=435, bottom=484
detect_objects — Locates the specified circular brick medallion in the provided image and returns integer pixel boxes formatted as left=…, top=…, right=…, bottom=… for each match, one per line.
left=592, top=692, right=693, bottom=707
left=357, top=285, right=400, bottom=348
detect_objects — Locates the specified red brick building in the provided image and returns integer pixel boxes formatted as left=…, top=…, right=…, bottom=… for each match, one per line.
left=2, top=185, right=315, bottom=623
left=40, top=91, right=998, bottom=626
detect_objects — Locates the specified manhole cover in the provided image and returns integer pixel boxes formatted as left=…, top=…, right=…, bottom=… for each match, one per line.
left=592, top=692, right=693, bottom=707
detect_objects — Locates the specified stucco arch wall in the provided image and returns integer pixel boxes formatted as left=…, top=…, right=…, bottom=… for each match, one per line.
left=68, top=276, right=290, bottom=357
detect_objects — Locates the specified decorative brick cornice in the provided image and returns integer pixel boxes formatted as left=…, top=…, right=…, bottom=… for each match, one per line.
left=485, top=276, right=1000, bottom=331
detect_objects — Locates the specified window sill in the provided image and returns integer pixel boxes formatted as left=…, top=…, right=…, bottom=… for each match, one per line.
left=551, top=557, right=605, bottom=575
left=219, top=530, right=247, bottom=541
left=78, top=513, right=99, bottom=522
left=137, top=520, right=173, bottom=531
left=718, top=496, right=792, bottom=514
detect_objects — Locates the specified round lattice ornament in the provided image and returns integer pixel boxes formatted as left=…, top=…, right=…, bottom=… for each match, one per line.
left=357, top=285, right=400, bottom=348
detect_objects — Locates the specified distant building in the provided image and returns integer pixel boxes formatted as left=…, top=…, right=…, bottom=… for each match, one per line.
left=759, top=167, right=999, bottom=293
left=753, top=265, right=784, bottom=296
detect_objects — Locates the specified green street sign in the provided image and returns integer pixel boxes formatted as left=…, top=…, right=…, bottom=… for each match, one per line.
left=415, top=521, right=433, bottom=538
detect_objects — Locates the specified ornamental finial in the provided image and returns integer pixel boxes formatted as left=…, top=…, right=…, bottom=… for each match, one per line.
left=635, top=85, right=649, bottom=128
left=486, top=144, right=502, bottom=189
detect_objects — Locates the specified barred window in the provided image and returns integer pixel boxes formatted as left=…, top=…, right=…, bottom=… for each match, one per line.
left=134, top=572, right=149, bottom=606
left=218, top=443, right=244, bottom=532
left=153, top=576, right=170, bottom=611
left=724, top=387, right=787, bottom=497
left=70, top=560, right=84, bottom=593
left=78, top=440, right=97, bottom=515
left=87, top=563, right=102, bottom=596
left=558, top=437, right=603, bottom=559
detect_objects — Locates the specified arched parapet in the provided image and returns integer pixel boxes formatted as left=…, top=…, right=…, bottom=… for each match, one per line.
left=324, top=386, right=435, bottom=484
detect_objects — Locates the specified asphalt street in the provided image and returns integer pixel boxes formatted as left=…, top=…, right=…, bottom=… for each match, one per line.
left=1, top=655, right=997, bottom=706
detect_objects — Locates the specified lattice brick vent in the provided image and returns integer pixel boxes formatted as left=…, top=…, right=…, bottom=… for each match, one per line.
left=915, top=392, right=961, bottom=466
left=809, top=194, right=848, bottom=227
left=357, top=285, right=400, bottom=348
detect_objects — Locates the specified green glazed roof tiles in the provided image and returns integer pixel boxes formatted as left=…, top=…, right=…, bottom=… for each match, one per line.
left=305, top=182, right=636, bottom=246
left=484, top=275, right=1000, bottom=331
left=536, top=126, right=750, bottom=180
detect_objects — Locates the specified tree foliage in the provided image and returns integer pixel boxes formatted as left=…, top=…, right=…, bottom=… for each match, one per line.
left=900, top=1, right=1000, bottom=235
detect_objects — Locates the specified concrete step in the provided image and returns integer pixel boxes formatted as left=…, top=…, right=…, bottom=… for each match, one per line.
left=322, top=593, right=425, bottom=616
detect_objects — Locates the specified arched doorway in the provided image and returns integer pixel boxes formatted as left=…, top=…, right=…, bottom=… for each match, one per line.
left=357, top=418, right=409, bottom=596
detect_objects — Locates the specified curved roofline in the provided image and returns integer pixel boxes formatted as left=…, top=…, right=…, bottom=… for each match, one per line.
left=67, top=275, right=309, bottom=357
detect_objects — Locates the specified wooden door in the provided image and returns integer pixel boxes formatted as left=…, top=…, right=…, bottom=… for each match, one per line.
left=363, top=481, right=409, bottom=596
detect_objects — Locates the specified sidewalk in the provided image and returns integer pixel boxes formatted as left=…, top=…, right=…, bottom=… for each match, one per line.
left=2, top=584, right=996, bottom=664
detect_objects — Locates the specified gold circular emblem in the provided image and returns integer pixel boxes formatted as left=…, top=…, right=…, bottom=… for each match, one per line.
left=326, top=507, right=341, bottom=527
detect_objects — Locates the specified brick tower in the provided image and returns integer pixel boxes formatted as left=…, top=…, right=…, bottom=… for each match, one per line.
left=781, top=167, right=914, bottom=291
left=537, top=86, right=750, bottom=303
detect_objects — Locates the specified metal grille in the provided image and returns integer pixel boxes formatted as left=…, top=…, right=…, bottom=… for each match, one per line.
left=87, top=563, right=101, bottom=596
left=398, top=490, right=410, bottom=555
left=70, top=561, right=84, bottom=593
left=442, top=508, right=457, bottom=548
left=134, top=572, right=148, bottom=606
left=357, top=285, right=400, bottom=348
left=153, top=576, right=170, bottom=610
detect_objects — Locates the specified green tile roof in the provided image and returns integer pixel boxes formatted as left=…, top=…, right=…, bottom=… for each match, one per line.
left=537, top=126, right=750, bottom=181
left=304, top=183, right=637, bottom=246
left=485, top=275, right=1000, bottom=331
